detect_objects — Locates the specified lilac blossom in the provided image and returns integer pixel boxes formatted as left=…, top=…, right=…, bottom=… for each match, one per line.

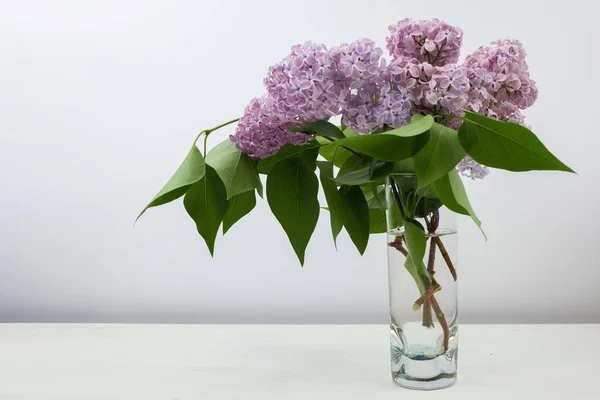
left=230, top=95, right=309, bottom=159
left=457, top=39, right=538, bottom=178
left=388, top=58, right=469, bottom=116
left=372, top=85, right=413, bottom=129
left=386, top=18, right=463, bottom=66
left=342, top=84, right=380, bottom=134
left=331, top=38, right=387, bottom=90
left=419, top=63, right=469, bottom=115
left=464, top=39, right=538, bottom=112
left=489, top=102, right=526, bottom=125
left=231, top=21, right=538, bottom=181
left=342, top=81, right=413, bottom=134
left=264, top=42, right=346, bottom=123
left=457, top=155, right=490, bottom=180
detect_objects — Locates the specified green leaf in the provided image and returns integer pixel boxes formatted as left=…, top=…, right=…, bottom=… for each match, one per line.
left=414, top=196, right=443, bottom=218
left=384, top=114, right=435, bottom=137
left=342, top=127, right=358, bottom=137
left=222, top=190, right=256, bottom=234
left=413, top=123, right=466, bottom=191
left=256, top=175, right=264, bottom=198
left=388, top=202, right=404, bottom=230
left=257, top=142, right=320, bottom=174
left=205, top=139, right=261, bottom=199
left=266, top=157, right=320, bottom=265
left=334, top=166, right=373, bottom=185
left=434, top=168, right=485, bottom=238
left=288, top=120, right=345, bottom=139
left=402, top=218, right=429, bottom=279
left=183, top=165, right=229, bottom=256
left=333, top=161, right=394, bottom=186
left=369, top=208, right=387, bottom=234
left=329, top=130, right=430, bottom=162
left=339, top=185, right=370, bottom=255
left=338, top=156, right=366, bottom=176
left=364, top=185, right=403, bottom=230
left=404, top=255, right=426, bottom=295
left=316, top=161, right=344, bottom=246
left=137, top=146, right=205, bottom=221
left=318, top=142, right=354, bottom=168
left=317, top=127, right=361, bottom=167
left=459, top=111, right=574, bottom=173
left=363, top=185, right=386, bottom=209
left=369, top=161, right=395, bottom=184
left=393, top=158, right=416, bottom=173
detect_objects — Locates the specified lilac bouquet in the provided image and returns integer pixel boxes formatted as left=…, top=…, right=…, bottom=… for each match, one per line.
left=139, top=17, right=570, bottom=258
left=138, top=18, right=572, bottom=388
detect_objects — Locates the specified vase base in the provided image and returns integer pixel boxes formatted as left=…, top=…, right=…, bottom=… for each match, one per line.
left=392, top=372, right=457, bottom=390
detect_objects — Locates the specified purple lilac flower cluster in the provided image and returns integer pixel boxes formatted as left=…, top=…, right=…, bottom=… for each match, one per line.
left=464, top=39, right=537, bottom=123
left=263, top=42, right=344, bottom=123
left=456, top=39, right=537, bottom=177
left=386, top=18, right=463, bottom=66
left=341, top=83, right=413, bottom=134
left=230, top=18, right=538, bottom=181
left=331, top=39, right=386, bottom=91
left=229, top=95, right=309, bottom=159
left=457, top=156, right=489, bottom=180
left=233, top=40, right=388, bottom=158
left=333, top=39, right=407, bottom=134
left=387, top=58, right=470, bottom=118
left=333, top=39, right=414, bottom=134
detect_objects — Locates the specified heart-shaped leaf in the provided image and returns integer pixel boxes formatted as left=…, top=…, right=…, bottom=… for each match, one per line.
left=434, top=168, right=485, bottom=238
left=222, top=190, right=256, bottom=234
left=183, top=165, right=229, bottom=256
left=363, top=185, right=386, bottom=210
left=316, top=161, right=344, bottom=247
left=334, top=166, right=373, bottom=186
left=404, top=255, right=426, bottom=295
left=329, top=116, right=432, bottom=161
left=206, top=139, right=261, bottom=199
left=334, top=162, right=394, bottom=186
left=330, top=130, right=430, bottom=161
left=267, top=157, right=320, bottom=265
left=369, top=208, right=387, bottom=234
left=413, top=123, right=465, bottom=191
left=318, top=141, right=355, bottom=168
left=137, top=146, right=206, bottom=221
left=288, top=120, right=345, bottom=139
left=402, top=218, right=429, bottom=280
left=459, top=111, right=574, bottom=173
left=385, top=114, right=435, bottom=137
left=257, top=142, right=320, bottom=175
left=339, top=185, right=370, bottom=255
left=317, top=127, right=362, bottom=167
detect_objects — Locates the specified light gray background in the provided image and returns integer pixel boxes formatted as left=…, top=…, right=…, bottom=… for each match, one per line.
left=0, top=0, right=598, bottom=323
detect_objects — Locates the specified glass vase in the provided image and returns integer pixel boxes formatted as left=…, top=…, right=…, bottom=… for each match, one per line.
left=386, top=173, right=458, bottom=390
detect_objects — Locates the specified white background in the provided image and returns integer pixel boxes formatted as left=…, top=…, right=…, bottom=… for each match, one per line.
left=0, top=0, right=598, bottom=323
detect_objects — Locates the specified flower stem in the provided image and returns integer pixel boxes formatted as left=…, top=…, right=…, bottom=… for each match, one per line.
left=430, top=295, right=450, bottom=350
left=192, top=117, right=241, bottom=151
left=203, top=134, right=209, bottom=157
left=433, top=237, right=457, bottom=281
left=205, top=118, right=241, bottom=135
left=388, top=235, right=407, bottom=256
left=424, top=211, right=450, bottom=350
left=421, top=237, right=437, bottom=328
left=388, top=207, right=453, bottom=351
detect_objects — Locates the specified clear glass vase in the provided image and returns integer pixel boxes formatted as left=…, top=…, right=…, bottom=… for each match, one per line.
left=386, top=173, right=458, bottom=390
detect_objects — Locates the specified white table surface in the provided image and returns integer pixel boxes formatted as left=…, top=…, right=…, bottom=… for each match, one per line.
left=0, top=324, right=597, bottom=399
